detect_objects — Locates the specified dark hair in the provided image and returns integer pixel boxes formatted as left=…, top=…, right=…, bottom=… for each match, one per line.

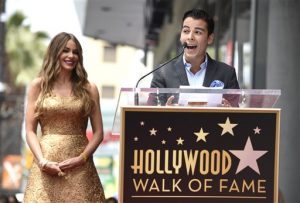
left=182, top=9, right=214, bottom=36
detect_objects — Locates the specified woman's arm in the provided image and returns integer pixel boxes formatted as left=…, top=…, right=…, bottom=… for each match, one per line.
left=81, top=82, right=104, bottom=157
left=26, top=78, right=62, bottom=175
left=25, top=79, right=43, bottom=163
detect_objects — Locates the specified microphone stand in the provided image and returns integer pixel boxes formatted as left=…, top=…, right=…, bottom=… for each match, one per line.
left=134, top=43, right=187, bottom=105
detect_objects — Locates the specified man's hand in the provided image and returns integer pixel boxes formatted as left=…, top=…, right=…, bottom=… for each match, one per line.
left=221, top=98, right=232, bottom=107
left=166, top=95, right=175, bottom=106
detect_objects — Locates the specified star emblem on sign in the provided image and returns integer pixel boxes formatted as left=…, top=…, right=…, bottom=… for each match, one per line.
left=229, top=137, right=268, bottom=174
left=176, top=137, right=184, bottom=145
left=253, top=126, right=261, bottom=134
left=149, top=128, right=157, bottom=136
left=194, top=128, right=209, bottom=142
left=218, top=117, right=238, bottom=136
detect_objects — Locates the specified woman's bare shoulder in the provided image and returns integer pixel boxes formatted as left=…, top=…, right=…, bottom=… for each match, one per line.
left=30, top=77, right=42, bottom=86
left=86, top=81, right=98, bottom=91
left=86, top=82, right=99, bottom=98
left=28, top=77, right=43, bottom=97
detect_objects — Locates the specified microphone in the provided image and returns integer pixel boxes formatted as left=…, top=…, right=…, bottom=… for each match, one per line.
left=134, top=42, right=187, bottom=105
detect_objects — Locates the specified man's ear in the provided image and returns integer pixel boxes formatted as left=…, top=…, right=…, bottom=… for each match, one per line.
left=208, top=33, right=214, bottom=45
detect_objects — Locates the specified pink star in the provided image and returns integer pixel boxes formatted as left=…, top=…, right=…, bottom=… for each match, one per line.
left=229, top=137, right=268, bottom=174
left=253, top=126, right=261, bottom=134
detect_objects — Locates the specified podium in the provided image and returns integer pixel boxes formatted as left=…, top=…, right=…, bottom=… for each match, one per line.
left=112, top=88, right=281, bottom=203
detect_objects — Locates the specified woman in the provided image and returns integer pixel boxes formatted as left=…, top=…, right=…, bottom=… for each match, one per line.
left=23, top=32, right=105, bottom=202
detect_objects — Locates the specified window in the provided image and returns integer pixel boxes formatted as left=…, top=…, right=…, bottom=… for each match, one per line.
left=103, top=45, right=116, bottom=62
left=101, top=85, right=115, bottom=99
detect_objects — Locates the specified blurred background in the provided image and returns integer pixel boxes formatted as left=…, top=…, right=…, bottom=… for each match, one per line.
left=0, top=0, right=299, bottom=202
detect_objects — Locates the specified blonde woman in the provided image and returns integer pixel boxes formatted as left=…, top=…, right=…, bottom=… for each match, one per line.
left=23, top=32, right=105, bottom=202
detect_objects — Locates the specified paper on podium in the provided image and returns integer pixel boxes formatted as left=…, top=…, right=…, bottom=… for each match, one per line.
left=178, top=86, right=223, bottom=106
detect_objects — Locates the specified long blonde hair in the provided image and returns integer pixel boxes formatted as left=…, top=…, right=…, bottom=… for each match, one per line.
left=35, top=32, right=93, bottom=117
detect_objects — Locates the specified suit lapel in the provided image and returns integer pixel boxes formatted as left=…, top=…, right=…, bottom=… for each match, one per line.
left=203, top=54, right=217, bottom=87
left=174, top=57, right=189, bottom=86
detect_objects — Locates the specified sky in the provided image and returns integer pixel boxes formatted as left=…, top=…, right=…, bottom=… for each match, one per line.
left=5, top=0, right=83, bottom=39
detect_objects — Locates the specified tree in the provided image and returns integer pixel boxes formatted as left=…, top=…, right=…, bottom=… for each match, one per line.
left=5, top=11, right=48, bottom=88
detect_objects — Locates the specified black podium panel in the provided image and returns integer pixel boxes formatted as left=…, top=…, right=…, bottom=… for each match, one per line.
left=119, top=107, right=280, bottom=203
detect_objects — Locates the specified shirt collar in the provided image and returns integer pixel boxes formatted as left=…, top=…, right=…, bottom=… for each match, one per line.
left=183, top=54, right=208, bottom=72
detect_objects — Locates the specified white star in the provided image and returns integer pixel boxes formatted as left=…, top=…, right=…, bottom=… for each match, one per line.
left=167, top=127, right=172, bottom=132
left=161, top=140, right=166, bottom=145
left=176, top=137, right=184, bottom=145
left=229, top=137, right=268, bottom=174
left=134, top=137, right=138, bottom=141
left=149, top=128, right=157, bottom=136
left=194, top=128, right=209, bottom=142
left=253, top=126, right=261, bottom=134
left=140, top=121, right=144, bottom=126
left=218, top=117, right=238, bottom=136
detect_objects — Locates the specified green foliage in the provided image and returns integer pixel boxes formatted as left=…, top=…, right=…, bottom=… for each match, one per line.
left=5, top=11, right=49, bottom=87
left=7, top=11, right=26, bottom=27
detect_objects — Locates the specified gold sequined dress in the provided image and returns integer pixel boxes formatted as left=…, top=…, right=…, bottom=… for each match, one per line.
left=23, top=95, right=105, bottom=203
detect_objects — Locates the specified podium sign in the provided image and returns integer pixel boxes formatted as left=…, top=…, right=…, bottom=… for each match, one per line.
left=119, top=106, right=280, bottom=203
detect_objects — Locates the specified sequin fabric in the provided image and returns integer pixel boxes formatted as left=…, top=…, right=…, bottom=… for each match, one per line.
left=23, top=95, right=105, bottom=203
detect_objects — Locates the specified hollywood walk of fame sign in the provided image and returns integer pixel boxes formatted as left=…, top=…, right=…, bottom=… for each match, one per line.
left=119, top=106, right=280, bottom=203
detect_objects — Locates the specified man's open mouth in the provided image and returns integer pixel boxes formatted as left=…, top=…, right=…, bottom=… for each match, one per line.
left=186, top=45, right=197, bottom=49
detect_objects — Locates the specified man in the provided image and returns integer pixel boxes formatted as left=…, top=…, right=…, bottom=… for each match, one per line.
left=150, top=9, right=239, bottom=105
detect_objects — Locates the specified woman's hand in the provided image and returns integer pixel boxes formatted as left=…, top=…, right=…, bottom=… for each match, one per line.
left=42, top=161, right=63, bottom=176
left=58, top=156, right=85, bottom=172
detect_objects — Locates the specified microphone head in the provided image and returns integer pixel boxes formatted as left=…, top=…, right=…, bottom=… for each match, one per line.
left=182, top=42, right=188, bottom=48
